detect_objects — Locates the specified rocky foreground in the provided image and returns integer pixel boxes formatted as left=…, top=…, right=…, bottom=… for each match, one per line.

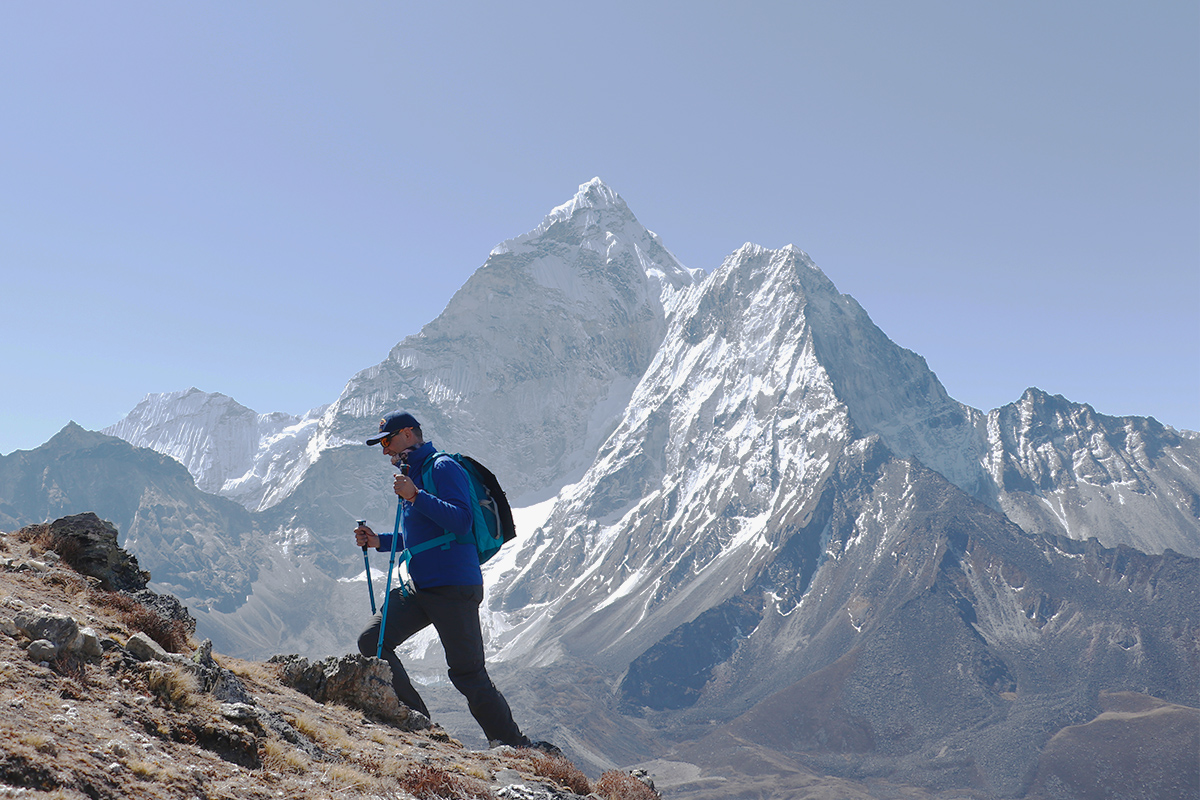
left=0, top=513, right=660, bottom=800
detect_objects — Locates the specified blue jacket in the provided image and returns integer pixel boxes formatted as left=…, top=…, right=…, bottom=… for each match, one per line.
left=376, top=441, right=483, bottom=588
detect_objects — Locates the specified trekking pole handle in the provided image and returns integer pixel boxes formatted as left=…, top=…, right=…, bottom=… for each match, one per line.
left=357, top=520, right=368, bottom=552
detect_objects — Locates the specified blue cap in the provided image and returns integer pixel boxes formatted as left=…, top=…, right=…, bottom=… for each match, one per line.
left=366, top=411, right=421, bottom=446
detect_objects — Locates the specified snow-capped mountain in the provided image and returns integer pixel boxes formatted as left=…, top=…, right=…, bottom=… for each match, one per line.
left=465, top=240, right=1197, bottom=792
left=484, top=242, right=1199, bottom=673
left=102, top=388, right=325, bottom=507
left=108, top=179, right=699, bottom=513
left=490, top=243, right=868, bottom=669
left=983, top=387, right=1200, bottom=555
left=26, top=178, right=1196, bottom=798
left=306, top=177, right=701, bottom=505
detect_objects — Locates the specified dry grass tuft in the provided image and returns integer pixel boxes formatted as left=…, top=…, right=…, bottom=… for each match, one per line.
left=41, top=568, right=88, bottom=594
left=521, top=750, right=592, bottom=795
left=42, top=570, right=89, bottom=595
left=321, top=762, right=383, bottom=794
left=262, top=738, right=312, bottom=774
left=398, top=763, right=495, bottom=799
left=18, top=731, right=58, bottom=757
left=366, top=727, right=393, bottom=747
left=124, top=757, right=164, bottom=780
left=145, top=664, right=200, bottom=710
left=595, top=770, right=660, bottom=800
left=291, top=713, right=357, bottom=758
left=223, top=656, right=280, bottom=686
left=376, top=753, right=417, bottom=780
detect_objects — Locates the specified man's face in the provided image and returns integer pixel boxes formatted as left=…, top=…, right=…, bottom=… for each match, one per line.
left=380, top=428, right=414, bottom=458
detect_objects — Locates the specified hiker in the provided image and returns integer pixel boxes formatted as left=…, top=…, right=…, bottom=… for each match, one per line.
left=354, top=411, right=552, bottom=752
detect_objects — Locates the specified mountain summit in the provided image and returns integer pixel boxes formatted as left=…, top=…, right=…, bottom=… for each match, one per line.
left=107, top=179, right=700, bottom=512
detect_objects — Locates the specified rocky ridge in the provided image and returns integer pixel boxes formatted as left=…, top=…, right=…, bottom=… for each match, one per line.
left=984, top=387, right=1200, bottom=555
left=0, top=515, right=663, bottom=800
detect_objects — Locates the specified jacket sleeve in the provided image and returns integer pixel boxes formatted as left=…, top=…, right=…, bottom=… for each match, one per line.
left=412, top=457, right=473, bottom=536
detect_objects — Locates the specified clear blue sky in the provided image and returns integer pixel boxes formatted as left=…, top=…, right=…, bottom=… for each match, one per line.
left=2, top=2, right=1197, bottom=456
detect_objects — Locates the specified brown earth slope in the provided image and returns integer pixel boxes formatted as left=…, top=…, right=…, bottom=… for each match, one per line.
left=0, top=518, right=658, bottom=800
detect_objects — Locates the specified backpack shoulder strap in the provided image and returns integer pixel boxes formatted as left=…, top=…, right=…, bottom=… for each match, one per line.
left=399, top=452, right=458, bottom=565
left=419, top=450, right=455, bottom=496
left=418, top=451, right=477, bottom=549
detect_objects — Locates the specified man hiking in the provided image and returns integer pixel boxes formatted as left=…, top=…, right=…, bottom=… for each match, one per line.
left=354, top=411, right=554, bottom=753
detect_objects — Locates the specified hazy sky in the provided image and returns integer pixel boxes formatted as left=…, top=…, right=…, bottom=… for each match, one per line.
left=2, top=2, right=1196, bottom=456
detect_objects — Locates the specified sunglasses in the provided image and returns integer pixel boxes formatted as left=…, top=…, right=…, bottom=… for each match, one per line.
left=378, top=428, right=412, bottom=448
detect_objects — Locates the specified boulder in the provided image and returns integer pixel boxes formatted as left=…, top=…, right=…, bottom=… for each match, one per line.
left=28, top=639, right=57, bottom=662
left=125, top=631, right=175, bottom=663
left=270, top=653, right=430, bottom=731
left=77, top=627, right=104, bottom=658
left=14, top=610, right=79, bottom=652
left=219, top=702, right=256, bottom=721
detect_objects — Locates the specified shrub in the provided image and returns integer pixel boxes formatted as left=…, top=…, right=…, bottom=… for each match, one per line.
left=90, top=590, right=190, bottom=653
left=15, top=524, right=84, bottom=565
left=50, top=651, right=92, bottom=691
left=397, top=764, right=494, bottom=800
left=521, top=750, right=592, bottom=795
left=13, top=523, right=50, bottom=546
left=595, top=770, right=659, bottom=800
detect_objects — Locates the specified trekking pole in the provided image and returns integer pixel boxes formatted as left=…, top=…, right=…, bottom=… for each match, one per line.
left=376, top=463, right=408, bottom=660
left=358, top=520, right=376, bottom=614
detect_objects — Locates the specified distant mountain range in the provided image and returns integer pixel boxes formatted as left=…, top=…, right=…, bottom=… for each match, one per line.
left=3, top=179, right=1196, bottom=799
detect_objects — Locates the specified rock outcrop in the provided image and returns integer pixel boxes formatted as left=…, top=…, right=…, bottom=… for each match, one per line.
left=271, top=652, right=432, bottom=732
left=40, top=512, right=151, bottom=592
